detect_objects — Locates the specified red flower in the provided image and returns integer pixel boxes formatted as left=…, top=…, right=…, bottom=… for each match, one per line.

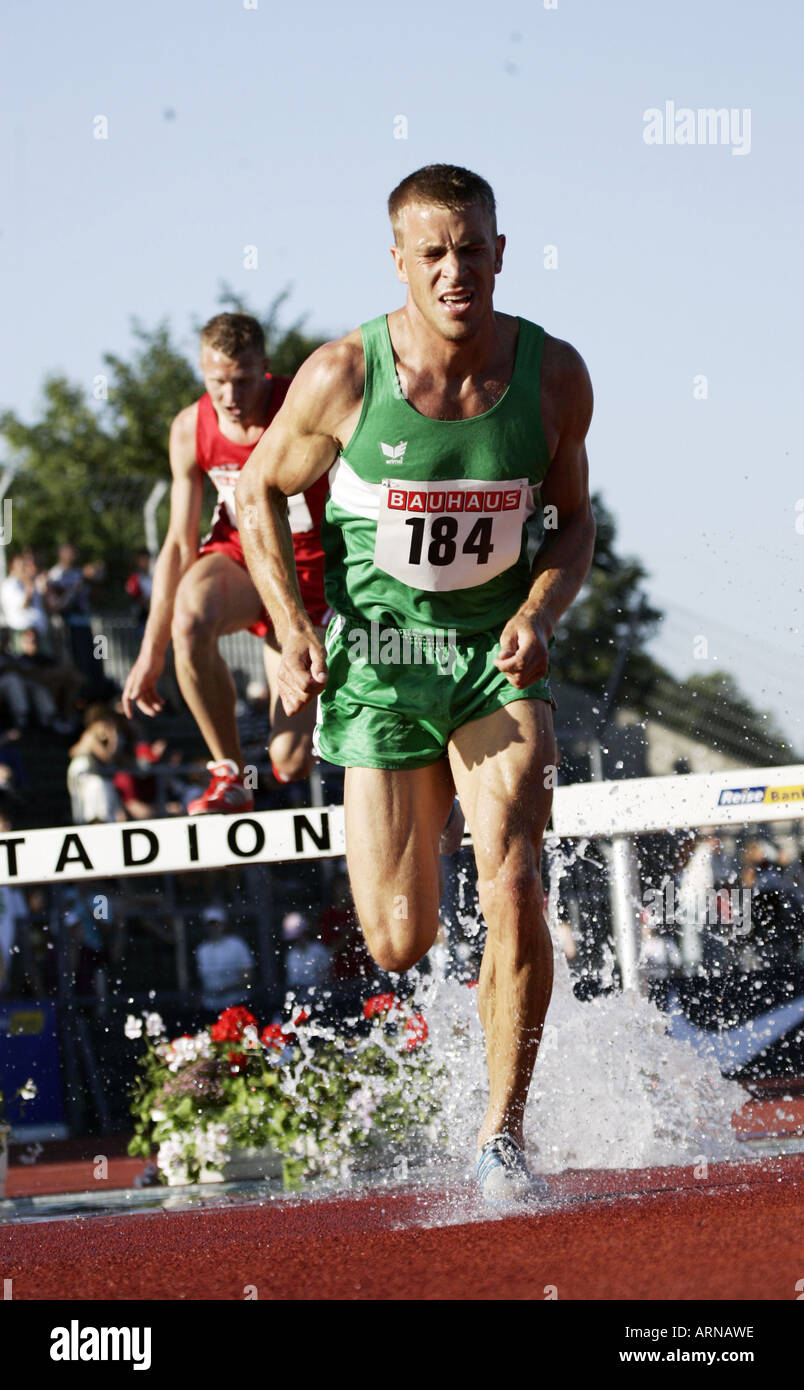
left=403, top=1012, right=428, bottom=1051
left=227, top=1051, right=247, bottom=1072
left=210, top=1006, right=258, bottom=1043
left=261, top=1023, right=289, bottom=1051
left=294, top=1008, right=310, bottom=1026
left=363, top=993, right=398, bottom=1020
left=465, top=980, right=478, bottom=989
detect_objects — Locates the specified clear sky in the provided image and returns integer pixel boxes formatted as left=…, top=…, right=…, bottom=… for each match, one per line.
left=1, top=0, right=801, bottom=745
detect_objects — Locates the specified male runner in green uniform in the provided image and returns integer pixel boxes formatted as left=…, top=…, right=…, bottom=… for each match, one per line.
left=237, top=165, right=595, bottom=1202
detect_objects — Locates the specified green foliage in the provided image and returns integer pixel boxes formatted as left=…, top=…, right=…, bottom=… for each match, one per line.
left=0, top=321, right=199, bottom=579
left=101, top=319, right=201, bottom=480
left=550, top=492, right=663, bottom=696
left=657, top=669, right=793, bottom=763
left=126, top=1001, right=440, bottom=1190
left=214, top=284, right=329, bottom=376
left=546, top=496, right=796, bottom=756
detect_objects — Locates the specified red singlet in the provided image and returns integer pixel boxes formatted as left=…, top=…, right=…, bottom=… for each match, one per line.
left=195, top=375, right=329, bottom=636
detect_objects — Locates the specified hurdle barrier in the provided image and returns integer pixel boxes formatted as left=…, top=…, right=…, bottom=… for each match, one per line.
left=2, top=762, right=802, bottom=986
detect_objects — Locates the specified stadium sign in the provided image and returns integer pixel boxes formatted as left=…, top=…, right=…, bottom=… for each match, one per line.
left=0, top=808, right=347, bottom=885
left=2, top=763, right=803, bottom=885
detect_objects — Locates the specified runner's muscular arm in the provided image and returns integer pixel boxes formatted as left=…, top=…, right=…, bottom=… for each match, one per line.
left=496, top=344, right=596, bottom=688
left=235, top=337, right=364, bottom=715
left=122, top=406, right=204, bottom=717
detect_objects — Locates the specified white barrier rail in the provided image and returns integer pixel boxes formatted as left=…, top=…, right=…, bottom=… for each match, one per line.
left=550, top=764, right=804, bottom=838
left=1, top=764, right=802, bottom=888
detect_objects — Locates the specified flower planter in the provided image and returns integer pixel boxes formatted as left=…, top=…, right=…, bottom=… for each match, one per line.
left=156, top=1142, right=285, bottom=1186
left=221, top=1143, right=285, bottom=1183
left=131, top=997, right=439, bottom=1192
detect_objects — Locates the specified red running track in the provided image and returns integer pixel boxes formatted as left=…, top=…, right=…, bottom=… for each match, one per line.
left=3, top=1153, right=803, bottom=1300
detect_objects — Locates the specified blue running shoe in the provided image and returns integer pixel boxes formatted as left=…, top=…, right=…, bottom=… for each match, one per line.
left=476, top=1134, right=551, bottom=1206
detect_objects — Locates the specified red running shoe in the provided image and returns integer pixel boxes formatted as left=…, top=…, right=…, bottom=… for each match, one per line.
left=187, top=759, right=255, bottom=814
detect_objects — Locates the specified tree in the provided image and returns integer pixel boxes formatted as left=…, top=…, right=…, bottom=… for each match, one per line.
left=549, top=493, right=662, bottom=697
left=0, top=320, right=200, bottom=571
left=213, top=283, right=329, bottom=376
left=650, top=669, right=794, bottom=764
left=548, top=500, right=796, bottom=757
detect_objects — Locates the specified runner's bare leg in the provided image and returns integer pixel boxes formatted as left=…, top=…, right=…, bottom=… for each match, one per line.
left=344, top=761, right=456, bottom=971
left=171, top=552, right=264, bottom=767
left=448, top=699, right=556, bottom=1149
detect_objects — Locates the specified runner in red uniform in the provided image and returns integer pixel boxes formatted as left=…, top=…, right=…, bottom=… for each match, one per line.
left=122, top=313, right=329, bottom=812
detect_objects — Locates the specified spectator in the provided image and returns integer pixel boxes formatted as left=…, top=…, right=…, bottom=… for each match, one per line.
left=125, top=549, right=153, bottom=629
left=112, top=752, right=159, bottom=819
left=67, top=706, right=125, bottom=824
left=1, top=551, right=50, bottom=646
left=48, top=542, right=94, bottom=678
left=238, top=680, right=270, bottom=763
left=61, top=886, right=110, bottom=1000
left=0, top=627, right=74, bottom=733
left=0, top=727, right=26, bottom=811
left=284, top=909, right=331, bottom=993
left=110, top=713, right=164, bottom=819
left=0, top=802, right=29, bottom=995
left=195, top=905, right=255, bottom=1012
left=676, top=829, right=733, bottom=969
left=15, top=627, right=82, bottom=727
left=110, top=712, right=188, bottom=817
left=779, top=835, right=804, bottom=910
left=742, top=838, right=803, bottom=966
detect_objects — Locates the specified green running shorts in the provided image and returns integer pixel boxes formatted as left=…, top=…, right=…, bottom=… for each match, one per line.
left=314, top=613, right=554, bottom=770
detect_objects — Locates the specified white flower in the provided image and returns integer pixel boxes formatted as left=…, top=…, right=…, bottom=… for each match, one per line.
left=150, top=1108, right=167, bottom=1122
left=124, top=1015, right=143, bottom=1039
left=144, top=1012, right=165, bottom=1038
left=242, top=1024, right=260, bottom=1050
left=164, top=1035, right=207, bottom=1072
left=19, top=1078, right=37, bottom=1101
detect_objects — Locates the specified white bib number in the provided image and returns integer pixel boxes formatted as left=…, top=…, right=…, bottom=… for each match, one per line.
left=287, top=492, right=313, bottom=534
left=374, top=477, right=533, bottom=592
left=211, top=464, right=312, bottom=534
left=208, top=465, right=239, bottom=527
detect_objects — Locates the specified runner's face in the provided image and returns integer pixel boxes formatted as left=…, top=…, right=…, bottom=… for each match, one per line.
left=200, top=347, right=269, bottom=425
left=391, top=202, right=504, bottom=340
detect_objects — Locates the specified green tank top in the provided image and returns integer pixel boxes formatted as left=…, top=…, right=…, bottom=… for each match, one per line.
left=321, top=313, right=553, bottom=637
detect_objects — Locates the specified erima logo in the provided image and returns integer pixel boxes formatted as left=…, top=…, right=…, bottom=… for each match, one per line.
left=380, top=441, right=408, bottom=463
left=50, top=1321, right=151, bottom=1370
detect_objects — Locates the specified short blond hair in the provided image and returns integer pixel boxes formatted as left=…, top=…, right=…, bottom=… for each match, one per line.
left=388, top=164, right=497, bottom=244
left=200, top=312, right=265, bottom=359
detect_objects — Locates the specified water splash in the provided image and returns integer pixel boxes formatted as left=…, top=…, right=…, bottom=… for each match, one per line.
left=416, top=890, right=744, bottom=1176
